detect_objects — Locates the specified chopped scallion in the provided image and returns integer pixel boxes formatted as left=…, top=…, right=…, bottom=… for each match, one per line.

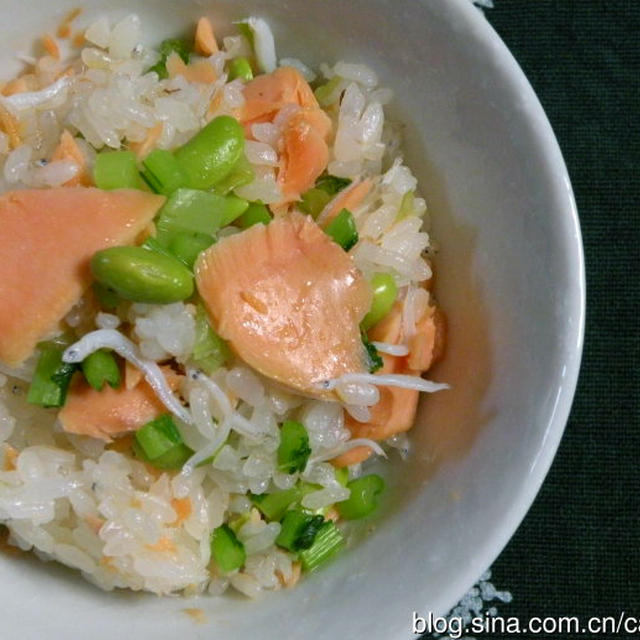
left=211, top=524, right=246, bottom=573
left=81, top=349, right=121, bottom=391
left=27, top=342, right=78, bottom=408
left=298, top=188, right=331, bottom=218
left=148, top=38, right=190, bottom=79
left=362, top=335, right=383, bottom=373
left=94, top=150, right=141, bottom=190
left=155, top=188, right=225, bottom=243
left=237, top=202, right=272, bottom=228
left=299, top=521, right=344, bottom=572
left=192, top=304, right=230, bottom=374
left=398, top=190, right=415, bottom=220
left=314, top=175, right=351, bottom=195
left=218, top=194, right=251, bottom=227
left=168, top=231, right=214, bottom=269
left=277, top=421, right=311, bottom=474
left=134, top=413, right=184, bottom=460
left=228, top=57, right=253, bottom=82
left=334, top=466, right=349, bottom=487
left=299, top=175, right=351, bottom=217
left=276, top=510, right=325, bottom=552
left=324, top=208, right=358, bottom=251
left=141, top=236, right=179, bottom=260
left=133, top=440, right=194, bottom=470
left=336, top=474, right=385, bottom=520
left=250, top=485, right=302, bottom=522
left=141, top=149, right=187, bottom=195
left=314, top=77, right=342, bottom=107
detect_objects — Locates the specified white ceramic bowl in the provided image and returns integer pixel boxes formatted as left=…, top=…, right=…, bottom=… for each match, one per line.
left=0, top=1, right=585, bottom=638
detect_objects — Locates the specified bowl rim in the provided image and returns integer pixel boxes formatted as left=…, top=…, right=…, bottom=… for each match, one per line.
left=0, top=1, right=586, bottom=635
left=405, top=0, right=586, bottom=626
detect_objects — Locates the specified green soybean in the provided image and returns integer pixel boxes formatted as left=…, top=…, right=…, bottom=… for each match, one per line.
left=91, top=246, right=194, bottom=304
left=174, top=115, right=245, bottom=190
left=361, top=272, right=398, bottom=330
left=210, top=154, right=255, bottom=196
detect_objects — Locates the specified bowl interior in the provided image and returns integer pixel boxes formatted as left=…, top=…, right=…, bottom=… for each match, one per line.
left=0, top=1, right=584, bottom=638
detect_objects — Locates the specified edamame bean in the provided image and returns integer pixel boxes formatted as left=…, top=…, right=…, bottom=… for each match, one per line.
left=174, top=115, right=245, bottom=190
left=91, top=246, right=194, bottom=304
left=361, top=272, right=398, bottom=330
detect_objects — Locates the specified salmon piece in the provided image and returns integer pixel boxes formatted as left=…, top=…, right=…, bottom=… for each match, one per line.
left=0, top=104, right=21, bottom=149
left=145, top=537, right=177, bottom=553
left=54, top=67, right=76, bottom=81
left=1, top=76, right=32, bottom=97
left=297, top=106, right=332, bottom=142
left=278, top=112, right=330, bottom=202
left=105, top=433, right=134, bottom=453
left=331, top=445, right=373, bottom=468
left=51, top=130, right=92, bottom=186
left=335, top=297, right=445, bottom=464
left=318, top=179, right=373, bottom=226
left=407, top=308, right=446, bottom=371
left=0, top=188, right=165, bottom=366
left=124, top=360, right=144, bottom=390
left=194, top=17, right=218, bottom=56
left=240, top=67, right=332, bottom=205
left=42, top=35, right=60, bottom=60
left=85, top=515, right=105, bottom=534
left=166, top=51, right=217, bottom=84
left=129, top=122, right=163, bottom=160
left=57, top=8, right=82, bottom=39
left=195, top=212, right=371, bottom=397
left=59, top=367, right=181, bottom=441
left=240, top=67, right=319, bottom=126
left=170, top=498, right=192, bottom=525
left=2, top=444, right=19, bottom=471
left=72, top=31, right=85, bottom=48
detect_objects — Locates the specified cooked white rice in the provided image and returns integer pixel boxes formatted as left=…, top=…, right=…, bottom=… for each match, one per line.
left=0, top=12, right=445, bottom=598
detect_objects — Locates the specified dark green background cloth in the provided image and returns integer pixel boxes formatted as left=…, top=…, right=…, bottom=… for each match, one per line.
left=456, top=0, right=639, bottom=631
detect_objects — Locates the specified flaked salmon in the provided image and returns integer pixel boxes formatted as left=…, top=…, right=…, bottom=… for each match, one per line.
left=51, top=129, right=92, bottom=186
left=240, top=67, right=332, bottom=204
left=0, top=187, right=165, bottom=366
left=195, top=212, right=371, bottom=397
left=333, top=298, right=446, bottom=467
left=59, top=367, right=181, bottom=440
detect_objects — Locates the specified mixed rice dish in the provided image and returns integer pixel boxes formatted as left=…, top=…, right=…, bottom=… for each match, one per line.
left=0, top=12, right=447, bottom=597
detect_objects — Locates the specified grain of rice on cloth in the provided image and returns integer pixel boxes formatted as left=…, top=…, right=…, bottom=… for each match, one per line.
left=0, top=12, right=447, bottom=597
